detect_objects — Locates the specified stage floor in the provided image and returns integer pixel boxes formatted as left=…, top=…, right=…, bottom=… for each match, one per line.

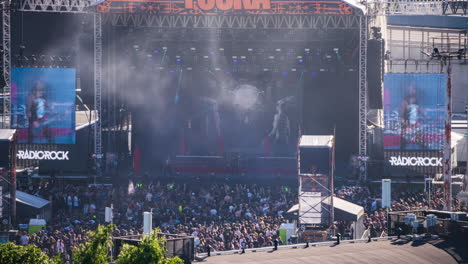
left=203, top=240, right=458, bottom=264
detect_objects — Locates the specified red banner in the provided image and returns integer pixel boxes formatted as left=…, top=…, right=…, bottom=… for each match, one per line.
left=97, top=0, right=354, bottom=15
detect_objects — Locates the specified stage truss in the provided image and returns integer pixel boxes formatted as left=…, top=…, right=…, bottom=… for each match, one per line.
left=104, top=14, right=360, bottom=29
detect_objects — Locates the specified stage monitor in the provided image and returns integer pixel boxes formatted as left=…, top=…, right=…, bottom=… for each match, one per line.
left=11, top=67, right=76, bottom=144
left=383, top=73, right=446, bottom=152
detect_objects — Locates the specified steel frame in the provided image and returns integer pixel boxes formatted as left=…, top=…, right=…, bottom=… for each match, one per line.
left=358, top=15, right=368, bottom=182
left=94, top=12, right=103, bottom=178
left=2, top=1, right=11, bottom=129
left=20, top=0, right=91, bottom=12
left=369, top=0, right=467, bottom=16
left=104, top=14, right=360, bottom=29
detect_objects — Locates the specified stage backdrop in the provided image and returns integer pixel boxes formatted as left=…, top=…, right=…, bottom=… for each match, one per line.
left=11, top=67, right=76, bottom=144
left=383, top=73, right=446, bottom=151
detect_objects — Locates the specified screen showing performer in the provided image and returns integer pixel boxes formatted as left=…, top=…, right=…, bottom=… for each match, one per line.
left=11, top=67, right=76, bottom=144
left=383, top=73, right=446, bottom=151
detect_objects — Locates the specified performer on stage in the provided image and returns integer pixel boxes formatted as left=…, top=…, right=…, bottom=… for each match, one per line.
left=269, top=96, right=294, bottom=155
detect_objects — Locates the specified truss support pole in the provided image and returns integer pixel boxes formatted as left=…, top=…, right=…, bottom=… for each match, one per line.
left=358, top=15, right=368, bottom=182
left=443, top=64, right=452, bottom=211
left=2, top=0, right=11, bottom=129
left=94, top=12, right=102, bottom=181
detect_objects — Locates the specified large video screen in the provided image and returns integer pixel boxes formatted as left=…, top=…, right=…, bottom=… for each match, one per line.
left=11, top=67, right=76, bottom=144
left=383, top=73, right=446, bottom=151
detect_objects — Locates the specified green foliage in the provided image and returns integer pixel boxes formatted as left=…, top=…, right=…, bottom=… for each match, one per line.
left=116, top=231, right=184, bottom=264
left=0, top=242, right=60, bottom=264
left=73, top=224, right=115, bottom=264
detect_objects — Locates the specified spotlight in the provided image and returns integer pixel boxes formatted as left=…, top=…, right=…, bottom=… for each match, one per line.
left=304, top=48, right=310, bottom=52
left=219, top=48, right=224, bottom=51
left=233, top=60, right=238, bottom=63
left=263, top=68, right=269, bottom=71
left=269, top=56, right=275, bottom=59
left=310, top=72, right=316, bottom=75
left=190, top=47, right=196, bottom=51
left=248, top=48, right=253, bottom=52
left=275, top=48, right=281, bottom=52
left=133, top=45, right=139, bottom=49
left=203, top=56, right=209, bottom=59
left=215, top=68, right=221, bottom=71
left=154, top=50, right=159, bottom=53
left=291, top=68, right=297, bottom=72
left=298, top=59, right=303, bottom=63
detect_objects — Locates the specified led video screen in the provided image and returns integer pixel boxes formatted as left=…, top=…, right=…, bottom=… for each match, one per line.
left=11, top=67, right=76, bottom=144
left=383, top=73, right=446, bottom=151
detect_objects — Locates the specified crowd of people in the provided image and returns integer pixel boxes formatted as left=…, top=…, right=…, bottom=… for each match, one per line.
left=14, top=178, right=467, bottom=260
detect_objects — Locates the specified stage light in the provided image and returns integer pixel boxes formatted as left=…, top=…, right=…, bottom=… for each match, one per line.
left=232, top=56, right=237, bottom=58
left=154, top=50, right=159, bottom=53
left=248, top=48, right=253, bottom=52
left=133, top=45, right=139, bottom=49
left=233, top=60, right=238, bottom=63
left=176, top=59, right=181, bottom=62
left=298, top=59, right=303, bottom=63
left=190, top=47, right=196, bottom=51
left=275, top=48, right=281, bottom=52
left=147, top=54, right=153, bottom=57
left=297, top=56, right=303, bottom=59
left=219, top=48, right=224, bottom=51
left=240, top=56, right=246, bottom=59
left=187, top=67, right=192, bottom=70
left=326, top=55, right=332, bottom=59
left=159, top=67, right=164, bottom=70
left=162, top=47, right=168, bottom=50
left=320, top=69, right=325, bottom=71
left=226, top=72, right=231, bottom=74
left=170, top=70, right=175, bottom=73
left=315, top=52, right=320, bottom=55
left=263, top=68, right=269, bottom=71
left=269, top=56, right=275, bottom=59
left=291, top=69, right=297, bottom=72
left=305, top=48, right=310, bottom=52
left=215, top=68, right=221, bottom=71
left=310, top=72, right=316, bottom=75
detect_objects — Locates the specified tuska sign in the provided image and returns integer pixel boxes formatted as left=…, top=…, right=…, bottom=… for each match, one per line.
left=185, top=0, right=271, bottom=10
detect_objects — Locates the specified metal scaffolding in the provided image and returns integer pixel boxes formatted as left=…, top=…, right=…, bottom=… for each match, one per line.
left=94, top=12, right=103, bottom=178
left=358, top=15, right=368, bottom=182
left=105, top=14, right=361, bottom=29
left=2, top=0, right=11, bottom=129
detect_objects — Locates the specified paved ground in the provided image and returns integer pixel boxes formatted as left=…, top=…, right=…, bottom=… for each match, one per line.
left=203, top=240, right=458, bottom=264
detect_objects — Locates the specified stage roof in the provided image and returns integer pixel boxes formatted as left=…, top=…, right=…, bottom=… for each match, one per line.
left=299, top=135, right=334, bottom=148
left=6, top=191, right=50, bottom=209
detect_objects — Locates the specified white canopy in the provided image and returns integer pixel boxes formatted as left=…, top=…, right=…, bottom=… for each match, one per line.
left=299, top=135, right=334, bottom=148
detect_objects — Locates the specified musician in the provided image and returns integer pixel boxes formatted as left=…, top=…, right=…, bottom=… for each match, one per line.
left=27, top=80, right=51, bottom=143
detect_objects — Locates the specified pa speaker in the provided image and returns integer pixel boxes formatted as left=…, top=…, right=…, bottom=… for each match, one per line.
left=367, top=39, right=384, bottom=109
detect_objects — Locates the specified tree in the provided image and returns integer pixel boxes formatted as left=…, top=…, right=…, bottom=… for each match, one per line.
left=73, top=224, right=115, bottom=264
left=0, top=242, right=60, bottom=264
left=116, top=231, right=184, bottom=264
